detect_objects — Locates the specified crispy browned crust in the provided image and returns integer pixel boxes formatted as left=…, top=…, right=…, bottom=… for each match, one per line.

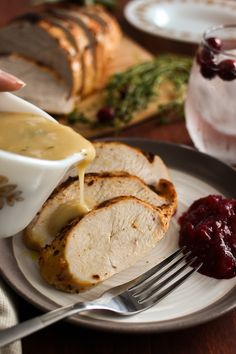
left=154, top=179, right=177, bottom=207
left=2, top=4, right=121, bottom=97
left=86, top=171, right=131, bottom=178
left=77, top=4, right=122, bottom=89
left=46, top=3, right=121, bottom=95
left=9, top=14, right=81, bottom=97
left=37, top=19, right=82, bottom=96
left=46, top=7, right=97, bottom=96
left=94, top=195, right=142, bottom=210
left=39, top=217, right=92, bottom=293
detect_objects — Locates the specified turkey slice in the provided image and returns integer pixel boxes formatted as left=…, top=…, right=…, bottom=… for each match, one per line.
left=39, top=196, right=169, bottom=293
left=24, top=173, right=176, bottom=251
left=0, top=54, right=75, bottom=114
left=84, top=141, right=171, bottom=185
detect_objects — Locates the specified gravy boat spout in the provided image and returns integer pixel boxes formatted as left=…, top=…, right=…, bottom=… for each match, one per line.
left=0, top=92, right=86, bottom=238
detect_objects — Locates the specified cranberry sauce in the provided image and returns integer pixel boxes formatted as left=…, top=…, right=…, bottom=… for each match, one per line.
left=179, top=195, right=236, bottom=279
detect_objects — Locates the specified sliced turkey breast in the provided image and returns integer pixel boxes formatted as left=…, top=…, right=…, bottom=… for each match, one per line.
left=85, top=141, right=171, bottom=185
left=81, top=5, right=122, bottom=54
left=0, top=5, right=121, bottom=105
left=41, top=12, right=79, bottom=51
left=0, top=54, right=75, bottom=114
left=24, top=173, right=176, bottom=251
left=46, top=10, right=94, bottom=97
left=39, top=12, right=87, bottom=93
left=0, top=13, right=81, bottom=96
left=59, top=4, right=122, bottom=90
left=39, top=196, right=168, bottom=292
left=49, top=7, right=105, bottom=95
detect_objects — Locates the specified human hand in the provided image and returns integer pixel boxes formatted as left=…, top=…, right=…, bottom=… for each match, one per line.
left=0, top=70, right=25, bottom=92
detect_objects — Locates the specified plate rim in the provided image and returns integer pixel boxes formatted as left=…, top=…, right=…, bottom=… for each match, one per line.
left=124, top=0, right=236, bottom=44
left=1, top=138, right=236, bottom=333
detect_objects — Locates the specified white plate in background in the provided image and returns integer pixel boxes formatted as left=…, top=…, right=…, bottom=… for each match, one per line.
left=124, top=0, right=236, bottom=44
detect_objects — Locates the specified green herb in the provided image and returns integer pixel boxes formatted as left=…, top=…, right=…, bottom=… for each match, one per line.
left=158, top=101, right=185, bottom=125
left=67, top=55, right=192, bottom=128
left=103, top=55, right=192, bottom=127
left=68, top=111, right=91, bottom=125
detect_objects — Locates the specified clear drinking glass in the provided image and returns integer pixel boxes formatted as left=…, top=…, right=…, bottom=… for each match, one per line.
left=185, top=25, right=236, bottom=164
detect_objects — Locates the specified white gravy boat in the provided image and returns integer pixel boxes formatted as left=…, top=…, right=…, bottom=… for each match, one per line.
left=0, top=92, right=86, bottom=238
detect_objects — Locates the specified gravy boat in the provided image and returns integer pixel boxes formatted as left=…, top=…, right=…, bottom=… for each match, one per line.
left=0, top=92, right=86, bottom=238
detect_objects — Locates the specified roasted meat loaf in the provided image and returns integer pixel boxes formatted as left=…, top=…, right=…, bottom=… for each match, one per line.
left=0, top=4, right=121, bottom=113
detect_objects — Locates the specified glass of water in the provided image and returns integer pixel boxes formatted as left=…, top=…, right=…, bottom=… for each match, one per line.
left=185, top=25, right=236, bottom=164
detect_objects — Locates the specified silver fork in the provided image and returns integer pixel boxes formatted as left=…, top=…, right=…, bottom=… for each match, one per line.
left=0, top=248, right=202, bottom=348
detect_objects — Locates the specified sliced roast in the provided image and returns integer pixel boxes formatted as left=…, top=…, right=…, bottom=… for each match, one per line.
left=85, top=141, right=171, bottom=185
left=0, top=4, right=121, bottom=107
left=24, top=173, right=176, bottom=251
left=39, top=196, right=168, bottom=292
left=0, top=54, right=75, bottom=114
left=0, top=14, right=81, bottom=97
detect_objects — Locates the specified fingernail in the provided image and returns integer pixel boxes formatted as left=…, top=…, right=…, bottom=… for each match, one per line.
left=0, top=70, right=26, bottom=87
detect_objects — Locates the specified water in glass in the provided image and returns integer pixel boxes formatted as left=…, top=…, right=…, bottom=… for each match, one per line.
left=185, top=25, right=236, bottom=164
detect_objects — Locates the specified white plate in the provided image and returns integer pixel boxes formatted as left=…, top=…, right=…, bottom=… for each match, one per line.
left=12, top=168, right=236, bottom=323
left=124, top=0, right=236, bottom=44
left=1, top=140, right=236, bottom=332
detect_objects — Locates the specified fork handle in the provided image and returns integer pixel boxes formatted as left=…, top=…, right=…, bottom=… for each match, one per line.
left=0, top=301, right=101, bottom=348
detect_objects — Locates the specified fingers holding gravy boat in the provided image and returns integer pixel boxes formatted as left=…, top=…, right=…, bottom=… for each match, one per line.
left=0, top=69, right=25, bottom=91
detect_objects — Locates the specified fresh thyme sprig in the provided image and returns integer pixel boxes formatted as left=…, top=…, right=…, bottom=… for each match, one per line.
left=104, top=55, right=192, bottom=127
left=67, top=55, right=192, bottom=128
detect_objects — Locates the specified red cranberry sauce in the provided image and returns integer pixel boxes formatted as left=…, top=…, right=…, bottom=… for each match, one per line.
left=179, top=195, right=236, bottom=279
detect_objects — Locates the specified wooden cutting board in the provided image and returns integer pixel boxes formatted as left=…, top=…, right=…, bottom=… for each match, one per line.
left=59, top=36, right=177, bottom=138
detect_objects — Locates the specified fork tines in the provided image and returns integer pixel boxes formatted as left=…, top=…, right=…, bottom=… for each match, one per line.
left=128, top=247, right=202, bottom=307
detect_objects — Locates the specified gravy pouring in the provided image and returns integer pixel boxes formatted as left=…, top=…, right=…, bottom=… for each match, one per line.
left=0, top=112, right=96, bottom=223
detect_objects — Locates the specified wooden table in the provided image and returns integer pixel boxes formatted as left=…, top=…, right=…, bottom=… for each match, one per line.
left=0, top=1, right=235, bottom=353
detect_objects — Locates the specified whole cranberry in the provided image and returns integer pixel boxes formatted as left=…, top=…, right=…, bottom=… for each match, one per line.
left=197, top=46, right=215, bottom=65
left=200, top=62, right=217, bottom=79
left=97, top=106, right=115, bottom=124
left=218, top=59, right=236, bottom=81
left=206, top=37, right=222, bottom=51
